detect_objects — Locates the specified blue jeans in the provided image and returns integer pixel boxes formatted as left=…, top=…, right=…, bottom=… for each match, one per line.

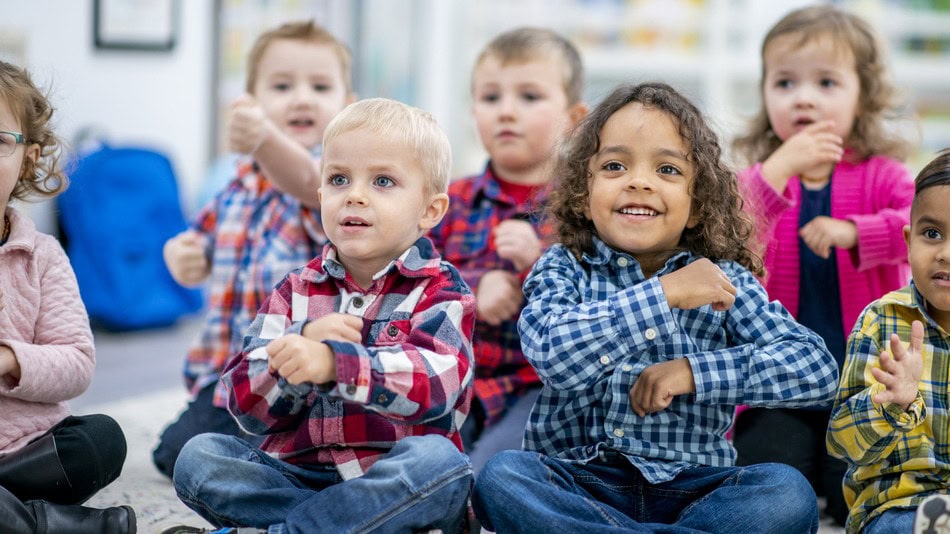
left=473, top=450, right=819, bottom=533
left=863, top=507, right=915, bottom=534
left=173, top=433, right=473, bottom=534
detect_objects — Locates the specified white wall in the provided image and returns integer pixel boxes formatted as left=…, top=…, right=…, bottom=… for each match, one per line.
left=1, top=0, right=215, bottom=230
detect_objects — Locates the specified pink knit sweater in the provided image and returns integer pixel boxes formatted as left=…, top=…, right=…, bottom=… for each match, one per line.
left=0, top=207, right=94, bottom=453
left=740, top=155, right=914, bottom=338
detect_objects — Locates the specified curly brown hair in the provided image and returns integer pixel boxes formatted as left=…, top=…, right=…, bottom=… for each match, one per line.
left=732, top=5, right=911, bottom=166
left=550, top=82, right=764, bottom=276
left=0, top=61, right=66, bottom=202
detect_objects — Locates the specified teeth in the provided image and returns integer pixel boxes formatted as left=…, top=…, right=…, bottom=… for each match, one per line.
left=620, top=207, right=657, bottom=216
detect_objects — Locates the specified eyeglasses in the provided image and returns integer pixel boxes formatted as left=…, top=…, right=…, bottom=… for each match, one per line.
left=0, top=131, right=26, bottom=158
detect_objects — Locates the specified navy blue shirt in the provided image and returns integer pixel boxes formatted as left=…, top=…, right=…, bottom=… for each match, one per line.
left=798, top=183, right=846, bottom=369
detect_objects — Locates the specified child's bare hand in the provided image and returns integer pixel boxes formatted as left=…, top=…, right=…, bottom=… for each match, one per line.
left=659, top=259, right=736, bottom=311
left=267, top=334, right=336, bottom=385
left=629, top=358, right=695, bottom=417
left=477, top=270, right=523, bottom=326
left=0, top=345, right=20, bottom=380
left=494, top=220, right=542, bottom=272
left=228, top=94, right=271, bottom=155
left=762, top=121, right=844, bottom=185
left=871, top=320, right=924, bottom=411
left=163, top=231, right=210, bottom=287
left=799, top=216, right=858, bottom=258
left=302, top=313, right=363, bottom=343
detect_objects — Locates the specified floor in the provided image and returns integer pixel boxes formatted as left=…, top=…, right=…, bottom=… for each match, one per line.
left=67, top=316, right=845, bottom=534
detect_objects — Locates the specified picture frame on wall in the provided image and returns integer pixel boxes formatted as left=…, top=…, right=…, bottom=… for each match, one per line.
left=94, top=0, right=179, bottom=51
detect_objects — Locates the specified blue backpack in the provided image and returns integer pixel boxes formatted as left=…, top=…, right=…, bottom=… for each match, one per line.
left=58, top=143, right=203, bottom=330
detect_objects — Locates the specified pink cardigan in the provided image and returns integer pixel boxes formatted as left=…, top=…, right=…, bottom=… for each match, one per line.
left=0, top=207, right=95, bottom=453
left=740, top=155, right=914, bottom=338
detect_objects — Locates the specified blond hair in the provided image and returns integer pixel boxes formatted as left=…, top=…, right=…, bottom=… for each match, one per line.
left=245, top=20, right=352, bottom=94
left=321, top=98, right=452, bottom=196
left=0, top=61, right=66, bottom=201
left=733, top=5, right=910, bottom=165
left=472, top=27, right=585, bottom=105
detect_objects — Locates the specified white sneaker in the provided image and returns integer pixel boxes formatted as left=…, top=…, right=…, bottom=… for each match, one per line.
left=915, top=494, right=950, bottom=534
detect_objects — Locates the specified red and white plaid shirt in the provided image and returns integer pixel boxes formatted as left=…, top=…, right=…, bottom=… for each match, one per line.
left=222, top=237, right=476, bottom=479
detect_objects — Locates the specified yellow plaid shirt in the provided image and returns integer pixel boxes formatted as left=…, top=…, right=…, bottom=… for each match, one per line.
left=827, top=284, right=949, bottom=533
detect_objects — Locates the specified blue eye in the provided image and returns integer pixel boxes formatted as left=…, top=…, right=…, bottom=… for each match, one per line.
left=820, top=78, right=837, bottom=88
left=374, top=176, right=395, bottom=188
left=776, top=79, right=792, bottom=89
left=329, top=174, right=348, bottom=186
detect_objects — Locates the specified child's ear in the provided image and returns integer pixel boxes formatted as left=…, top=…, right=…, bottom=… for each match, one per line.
left=19, top=143, right=40, bottom=180
left=568, top=101, right=588, bottom=127
left=419, top=192, right=449, bottom=231
left=903, top=224, right=912, bottom=254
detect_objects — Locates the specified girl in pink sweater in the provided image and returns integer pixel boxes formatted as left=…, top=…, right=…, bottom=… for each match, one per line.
left=0, top=61, right=135, bottom=533
left=731, top=6, right=915, bottom=527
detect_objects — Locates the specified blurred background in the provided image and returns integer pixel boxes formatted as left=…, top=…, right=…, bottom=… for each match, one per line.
left=4, top=0, right=949, bottom=234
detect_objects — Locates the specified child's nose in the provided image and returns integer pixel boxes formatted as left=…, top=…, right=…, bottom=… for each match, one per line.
left=345, top=184, right=368, bottom=206
left=626, top=171, right=655, bottom=191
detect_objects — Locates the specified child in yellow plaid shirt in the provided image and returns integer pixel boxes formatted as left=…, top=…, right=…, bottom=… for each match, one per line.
left=827, top=149, right=950, bottom=534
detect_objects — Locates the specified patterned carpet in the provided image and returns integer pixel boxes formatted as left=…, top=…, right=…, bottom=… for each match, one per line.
left=76, top=388, right=213, bottom=533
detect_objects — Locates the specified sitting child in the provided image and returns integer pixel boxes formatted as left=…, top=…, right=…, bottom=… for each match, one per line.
left=827, top=149, right=950, bottom=534
left=473, top=82, right=839, bottom=533
left=154, top=20, right=355, bottom=479
left=166, top=98, right=476, bottom=534
left=0, top=60, right=133, bottom=532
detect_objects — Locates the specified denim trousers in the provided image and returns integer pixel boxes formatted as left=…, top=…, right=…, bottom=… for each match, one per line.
left=863, top=507, right=915, bottom=533
left=473, top=450, right=819, bottom=534
left=173, top=433, right=473, bottom=534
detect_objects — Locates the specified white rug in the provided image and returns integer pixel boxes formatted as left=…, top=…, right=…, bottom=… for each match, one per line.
left=76, top=388, right=213, bottom=533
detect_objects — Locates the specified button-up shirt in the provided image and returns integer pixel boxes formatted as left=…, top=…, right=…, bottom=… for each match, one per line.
left=222, top=237, right=476, bottom=480
left=185, top=158, right=326, bottom=407
left=519, top=237, right=838, bottom=483
left=428, top=164, right=553, bottom=424
left=827, top=284, right=950, bottom=534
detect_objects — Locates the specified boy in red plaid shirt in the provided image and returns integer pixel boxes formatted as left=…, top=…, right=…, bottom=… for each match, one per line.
left=168, top=98, right=476, bottom=534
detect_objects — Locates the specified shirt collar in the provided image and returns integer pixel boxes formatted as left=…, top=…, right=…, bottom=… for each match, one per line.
left=305, top=236, right=444, bottom=285
left=581, top=235, right=692, bottom=277
left=882, top=282, right=949, bottom=335
left=0, top=207, right=36, bottom=253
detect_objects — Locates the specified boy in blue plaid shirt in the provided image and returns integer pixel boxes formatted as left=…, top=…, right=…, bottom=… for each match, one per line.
left=472, top=83, right=839, bottom=533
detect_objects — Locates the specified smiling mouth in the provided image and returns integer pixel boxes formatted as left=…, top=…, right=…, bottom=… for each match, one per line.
left=619, top=207, right=658, bottom=216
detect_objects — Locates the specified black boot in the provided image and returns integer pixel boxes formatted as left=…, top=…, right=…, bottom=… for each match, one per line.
left=28, top=500, right=136, bottom=534
left=0, top=485, right=135, bottom=534
left=0, top=433, right=71, bottom=502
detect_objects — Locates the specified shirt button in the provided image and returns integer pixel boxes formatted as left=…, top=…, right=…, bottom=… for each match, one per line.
left=645, top=328, right=657, bottom=340
left=345, top=384, right=357, bottom=395
left=376, top=394, right=388, bottom=404
left=617, top=257, right=629, bottom=267
left=622, top=364, right=633, bottom=372
left=352, top=297, right=364, bottom=308
left=387, top=325, right=399, bottom=337
left=613, top=428, right=625, bottom=438
left=599, top=355, right=610, bottom=365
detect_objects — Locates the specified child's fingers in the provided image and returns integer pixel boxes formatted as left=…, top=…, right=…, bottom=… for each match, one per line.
left=889, top=332, right=907, bottom=362
left=910, top=321, right=925, bottom=356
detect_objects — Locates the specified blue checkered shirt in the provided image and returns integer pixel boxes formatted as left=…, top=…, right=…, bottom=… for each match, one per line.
left=519, top=237, right=839, bottom=483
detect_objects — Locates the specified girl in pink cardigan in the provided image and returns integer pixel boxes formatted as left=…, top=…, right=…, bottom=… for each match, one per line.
left=730, top=6, right=914, bottom=527
left=0, top=61, right=135, bottom=533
